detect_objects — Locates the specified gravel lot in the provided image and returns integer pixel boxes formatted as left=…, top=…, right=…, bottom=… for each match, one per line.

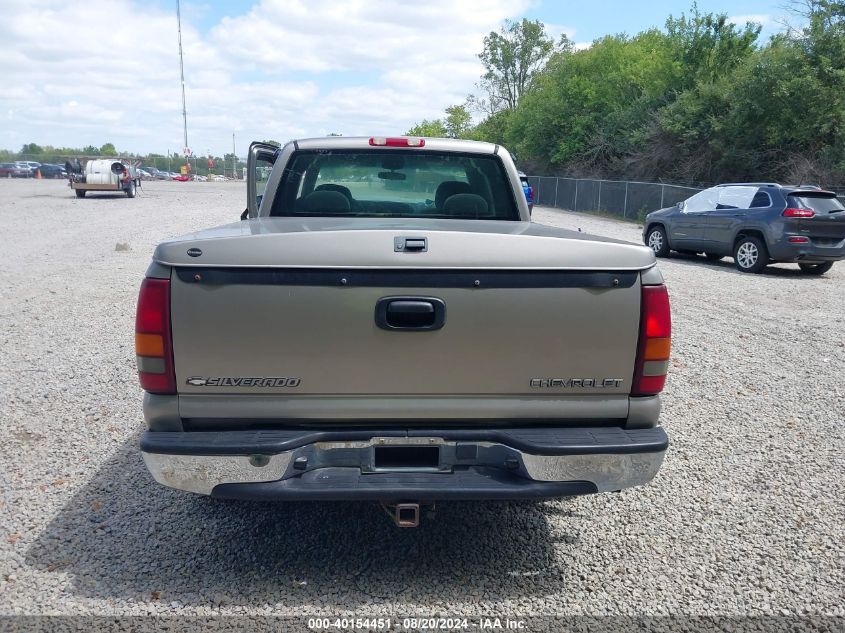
left=1, top=178, right=843, bottom=619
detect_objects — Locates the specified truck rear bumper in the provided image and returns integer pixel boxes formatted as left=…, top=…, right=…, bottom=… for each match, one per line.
left=140, top=426, right=668, bottom=501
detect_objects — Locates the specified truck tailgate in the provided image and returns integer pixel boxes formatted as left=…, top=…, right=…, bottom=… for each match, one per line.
left=171, top=270, right=639, bottom=399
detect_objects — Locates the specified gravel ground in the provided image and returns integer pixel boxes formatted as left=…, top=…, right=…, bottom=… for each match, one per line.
left=0, top=178, right=843, bottom=619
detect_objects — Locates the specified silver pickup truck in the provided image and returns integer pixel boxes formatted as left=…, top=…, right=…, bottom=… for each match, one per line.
left=136, top=136, right=671, bottom=526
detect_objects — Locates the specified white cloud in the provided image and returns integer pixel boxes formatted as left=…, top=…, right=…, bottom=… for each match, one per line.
left=545, top=23, right=577, bottom=42
left=727, top=14, right=773, bottom=27
left=0, top=0, right=530, bottom=155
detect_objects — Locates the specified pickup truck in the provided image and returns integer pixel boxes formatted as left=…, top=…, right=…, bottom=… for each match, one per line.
left=137, top=136, right=670, bottom=527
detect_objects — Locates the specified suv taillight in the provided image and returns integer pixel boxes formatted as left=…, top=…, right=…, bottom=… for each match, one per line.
left=783, top=207, right=815, bottom=218
left=135, top=278, right=176, bottom=394
left=632, top=284, right=671, bottom=396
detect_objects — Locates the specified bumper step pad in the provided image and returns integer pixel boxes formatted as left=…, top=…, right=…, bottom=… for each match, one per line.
left=212, top=467, right=596, bottom=501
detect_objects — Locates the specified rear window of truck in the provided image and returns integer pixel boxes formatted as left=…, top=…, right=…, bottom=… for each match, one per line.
left=271, top=150, right=520, bottom=220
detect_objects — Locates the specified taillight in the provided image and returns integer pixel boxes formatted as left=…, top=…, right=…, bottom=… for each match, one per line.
left=632, top=284, right=671, bottom=396
left=369, top=136, right=425, bottom=147
left=135, top=278, right=176, bottom=394
left=783, top=208, right=815, bottom=218
left=788, top=236, right=810, bottom=243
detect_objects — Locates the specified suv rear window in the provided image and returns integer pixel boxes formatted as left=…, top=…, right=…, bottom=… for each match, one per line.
left=787, top=194, right=845, bottom=213
left=271, top=150, right=519, bottom=220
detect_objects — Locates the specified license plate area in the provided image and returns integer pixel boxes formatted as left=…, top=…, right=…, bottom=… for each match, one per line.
left=374, top=445, right=440, bottom=471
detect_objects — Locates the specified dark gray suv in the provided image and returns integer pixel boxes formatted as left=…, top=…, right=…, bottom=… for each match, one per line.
left=643, top=183, right=845, bottom=274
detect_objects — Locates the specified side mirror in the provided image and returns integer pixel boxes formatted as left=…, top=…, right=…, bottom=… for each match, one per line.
left=677, top=201, right=685, bottom=211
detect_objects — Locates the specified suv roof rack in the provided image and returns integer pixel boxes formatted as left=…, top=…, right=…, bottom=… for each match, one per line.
left=716, top=182, right=780, bottom=188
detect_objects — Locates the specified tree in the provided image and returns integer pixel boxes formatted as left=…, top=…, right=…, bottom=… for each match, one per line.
left=466, top=109, right=513, bottom=144
left=475, top=19, right=567, bottom=113
left=262, top=139, right=281, bottom=146
left=82, top=145, right=101, bottom=156
left=664, top=5, right=761, bottom=88
left=100, top=142, right=117, bottom=156
left=405, top=119, right=448, bottom=137
left=444, top=104, right=472, bottom=138
left=20, top=143, right=43, bottom=155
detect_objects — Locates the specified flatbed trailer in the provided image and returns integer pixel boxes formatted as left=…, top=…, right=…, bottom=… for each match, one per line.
left=70, top=179, right=138, bottom=198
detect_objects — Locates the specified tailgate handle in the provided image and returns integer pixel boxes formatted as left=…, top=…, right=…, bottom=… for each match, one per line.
left=375, top=297, right=446, bottom=331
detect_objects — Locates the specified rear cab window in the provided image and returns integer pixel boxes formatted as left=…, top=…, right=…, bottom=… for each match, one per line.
left=271, top=150, right=519, bottom=220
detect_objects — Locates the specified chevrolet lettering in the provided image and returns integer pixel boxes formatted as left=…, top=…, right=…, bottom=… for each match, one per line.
left=530, top=378, right=625, bottom=388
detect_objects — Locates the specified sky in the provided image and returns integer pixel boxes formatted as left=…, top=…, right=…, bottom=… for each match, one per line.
left=1, top=0, right=797, bottom=157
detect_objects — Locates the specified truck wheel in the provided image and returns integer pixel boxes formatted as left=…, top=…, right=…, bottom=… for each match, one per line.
left=733, top=236, right=768, bottom=273
left=126, top=181, right=136, bottom=198
left=646, top=226, right=670, bottom=257
left=798, top=262, right=833, bottom=275
left=75, top=189, right=86, bottom=198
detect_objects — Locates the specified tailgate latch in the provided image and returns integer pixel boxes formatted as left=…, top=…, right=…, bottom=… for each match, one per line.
left=394, top=236, right=428, bottom=252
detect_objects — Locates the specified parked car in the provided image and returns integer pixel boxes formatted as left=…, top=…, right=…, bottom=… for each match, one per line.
left=16, top=160, right=41, bottom=174
left=518, top=171, right=534, bottom=212
left=643, top=183, right=845, bottom=275
left=37, top=164, right=66, bottom=179
left=0, top=163, right=31, bottom=178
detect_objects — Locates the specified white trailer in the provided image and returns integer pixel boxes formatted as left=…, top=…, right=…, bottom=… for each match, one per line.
left=66, top=159, right=140, bottom=198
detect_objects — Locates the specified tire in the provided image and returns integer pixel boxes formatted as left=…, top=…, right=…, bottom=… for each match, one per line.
left=75, top=189, right=86, bottom=198
left=733, top=236, right=768, bottom=273
left=705, top=253, right=724, bottom=261
left=646, top=226, right=670, bottom=257
left=125, top=180, right=136, bottom=198
left=798, top=262, right=834, bottom=275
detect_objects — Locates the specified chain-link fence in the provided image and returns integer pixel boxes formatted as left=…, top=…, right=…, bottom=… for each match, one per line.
left=527, top=176, right=845, bottom=219
left=527, top=176, right=702, bottom=221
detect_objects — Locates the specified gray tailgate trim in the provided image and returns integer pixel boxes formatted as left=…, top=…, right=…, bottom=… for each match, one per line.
left=178, top=395, right=630, bottom=421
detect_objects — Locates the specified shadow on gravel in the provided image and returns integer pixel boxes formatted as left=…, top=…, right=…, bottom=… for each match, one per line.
left=69, top=194, right=134, bottom=200
left=26, top=436, right=574, bottom=606
left=663, top=252, right=827, bottom=278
